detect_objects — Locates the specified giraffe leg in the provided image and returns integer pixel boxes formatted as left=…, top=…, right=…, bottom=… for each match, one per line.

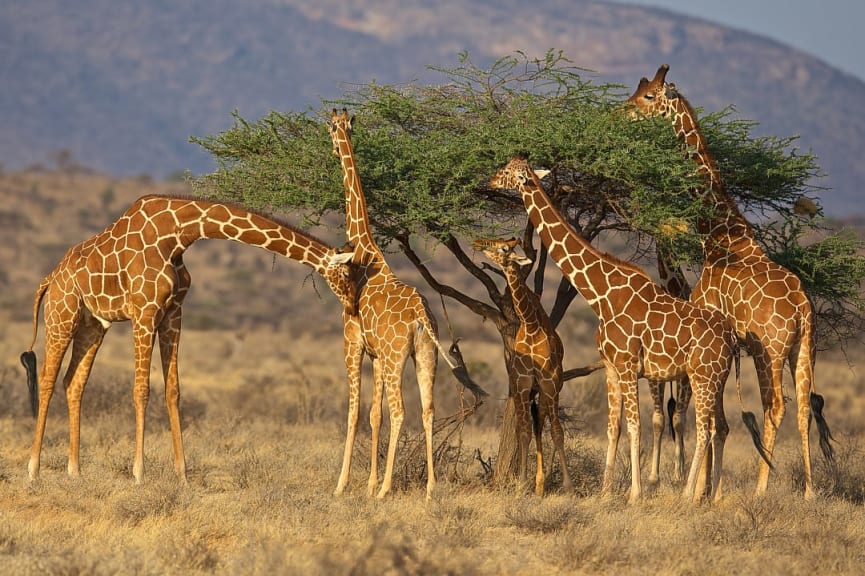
left=683, top=378, right=711, bottom=502
left=710, top=389, right=729, bottom=503
left=754, top=353, right=786, bottom=496
left=335, top=322, right=363, bottom=496
left=28, top=329, right=73, bottom=481
left=413, top=331, right=438, bottom=500
left=514, top=375, right=534, bottom=492
left=543, top=381, right=573, bottom=493
left=131, top=319, right=159, bottom=484
left=157, top=307, right=186, bottom=484
left=621, top=379, right=642, bottom=504
left=368, top=358, right=385, bottom=497
left=531, top=391, right=546, bottom=496
left=648, top=380, right=664, bottom=485
left=64, top=316, right=106, bottom=478
left=790, top=338, right=816, bottom=500
left=601, top=367, right=623, bottom=498
left=377, top=363, right=406, bottom=499
left=673, top=377, right=692, bottom=483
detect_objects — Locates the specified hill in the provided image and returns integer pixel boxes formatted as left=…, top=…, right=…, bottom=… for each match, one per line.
left=1, top=0, right=863, bottom=215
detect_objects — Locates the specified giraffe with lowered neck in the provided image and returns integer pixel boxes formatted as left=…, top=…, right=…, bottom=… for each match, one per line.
left=327, top=108, right=486, bottom=499
left=626, top=64, right=834, bottom=499
left=473, top=236, right=573, bottom=495
left=489, top=155, right=744, bottom=503
left=21, top=195, right=358, bottom=484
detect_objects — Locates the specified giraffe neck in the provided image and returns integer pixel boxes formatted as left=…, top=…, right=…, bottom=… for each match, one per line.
left=668, top=96, right=763, bottom=260
left=332, top=126, right=390, bottom=273
left=518, top=175, right=642, bottom=319
left=501, top=264, right=544, bottom=331
left=138, top=196, right=336, bottom=274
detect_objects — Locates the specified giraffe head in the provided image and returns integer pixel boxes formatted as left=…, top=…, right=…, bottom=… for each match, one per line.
left=488, top=155, right=546, bottom=193
left=624, top=64, right=679, bottom=120
left=327, top=108, right=354, bottom=157
left=321, top=244, right=360, bottom=315
left=473, top=237, right=532, bottom=273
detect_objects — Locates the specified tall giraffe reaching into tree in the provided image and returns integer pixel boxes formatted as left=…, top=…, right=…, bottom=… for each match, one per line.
left=489, top=155, right=746, bottom=503
left=21, top=195, right=359, bottom=484
left=626, top=64, right=834, bottom=499
left=473, top=236, right=573, bottom=495
left=327, top=108, right=485, bottom=499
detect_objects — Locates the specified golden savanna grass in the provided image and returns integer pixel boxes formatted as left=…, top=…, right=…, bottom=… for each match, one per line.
left=1, top=169, right=864, bottom=575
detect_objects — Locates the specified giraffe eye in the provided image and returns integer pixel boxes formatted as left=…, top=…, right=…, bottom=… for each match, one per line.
left=644, top=92, right=655, bottom=101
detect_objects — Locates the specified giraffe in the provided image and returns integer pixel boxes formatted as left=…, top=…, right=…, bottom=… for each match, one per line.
left=473, top=236, right=573, bottom=495
left=626, top=64, right=834, bottom=499
left=489, top=155, right=742, bottom=503
left=21, top=195, right=358, bottom=484
left=327, top=108, right=486, bottom=499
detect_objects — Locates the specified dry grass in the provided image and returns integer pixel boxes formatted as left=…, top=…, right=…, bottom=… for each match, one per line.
left=2, top=318, right=865, bottom=575
left=2, top=169, right=865, bottom=574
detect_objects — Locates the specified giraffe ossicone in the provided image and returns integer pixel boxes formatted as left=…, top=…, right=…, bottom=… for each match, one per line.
left=22, top=195, right=358, bottom=484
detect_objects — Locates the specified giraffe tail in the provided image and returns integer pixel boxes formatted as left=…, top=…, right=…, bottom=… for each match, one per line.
left=445, top=338, right=488, bottom=401
left=666, top=391, right=677, bottom=441
left=734, top=343, right=773, bottom=469
left=21, top=351, right=37, bottom=418
left=21, top=274, right=51, bottom=418
left=810, top=392, right=835, bottom=465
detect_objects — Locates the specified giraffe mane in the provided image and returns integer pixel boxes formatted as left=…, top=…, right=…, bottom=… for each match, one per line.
left=141, top=193, right=341, bottom=250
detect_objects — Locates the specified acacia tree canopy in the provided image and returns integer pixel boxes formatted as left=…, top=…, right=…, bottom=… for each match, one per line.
left=191, top=49, right=864, bottom=351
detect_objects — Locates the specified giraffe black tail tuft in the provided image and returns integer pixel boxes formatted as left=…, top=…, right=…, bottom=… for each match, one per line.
left=741, top=411, right=774, bottom=469
left=530, top=399, right=542, bottom=438
left=810, top=392, right=836, bottom=465
left=448, top=341, right=488, bottom=401
left=666, top=394, right=677, bottom=440
left=20, top=351, right=38, bottom=418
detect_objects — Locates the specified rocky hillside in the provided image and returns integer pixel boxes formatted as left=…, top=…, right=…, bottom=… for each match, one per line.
left=2, top=0, right=863, bottom=215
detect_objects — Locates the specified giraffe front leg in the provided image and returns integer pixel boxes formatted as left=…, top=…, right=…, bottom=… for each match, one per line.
left=368, top=359, right=385, bottom=497
left=335, top=331, right=363, bottom=496
left=622, top=380, right=642, bottom=504
left=648, top=380, right=664, bottom=485
left=601, top=367, right=622, bottom=498
left=131, top=323, right=157, bottom=484
left=158, top=310, right=186, bottom=485
left=673, top=378, right=692, bottom=483
left=413, top=334, right=437, bottom=500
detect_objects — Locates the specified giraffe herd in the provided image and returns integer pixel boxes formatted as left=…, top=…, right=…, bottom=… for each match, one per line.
left=19, top=65, right=834, bottom=504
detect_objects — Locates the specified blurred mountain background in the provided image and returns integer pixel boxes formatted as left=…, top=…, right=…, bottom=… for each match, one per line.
left=1, top=0, right=863, bottom=216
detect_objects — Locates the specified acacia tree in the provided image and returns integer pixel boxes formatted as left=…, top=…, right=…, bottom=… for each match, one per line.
left=192, top=50, right=865, bottom=485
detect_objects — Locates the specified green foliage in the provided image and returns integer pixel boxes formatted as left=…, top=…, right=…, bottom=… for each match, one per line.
left=758, top=217, right=865, bottom=348
left=191, top=49, right=864, bottom=348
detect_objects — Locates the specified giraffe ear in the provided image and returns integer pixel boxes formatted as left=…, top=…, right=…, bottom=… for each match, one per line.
left=533, top=169, right=551, bottom=180
left=329, top=251, right=354, bottom=265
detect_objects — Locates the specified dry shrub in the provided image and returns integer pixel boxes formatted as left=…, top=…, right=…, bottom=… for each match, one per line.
left=505, top=495, right=587, bottom=534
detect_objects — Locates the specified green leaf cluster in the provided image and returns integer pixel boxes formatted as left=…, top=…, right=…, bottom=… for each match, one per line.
left=191, top=49, right=864, bottom=348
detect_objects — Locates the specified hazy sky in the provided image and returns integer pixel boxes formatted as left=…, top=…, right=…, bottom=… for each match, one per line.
left=605, top=0, right=865, bottom=82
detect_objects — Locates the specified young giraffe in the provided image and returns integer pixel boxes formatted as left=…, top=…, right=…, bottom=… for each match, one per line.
left=473, top=236, right=573, bottom=495
left=21, top=195, right=358, bottom=484
left=489, top=155, right=741, bottom=503
left=327, top=108, right=486, bottom=499
left=626, top=64, right=833, bottom=499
